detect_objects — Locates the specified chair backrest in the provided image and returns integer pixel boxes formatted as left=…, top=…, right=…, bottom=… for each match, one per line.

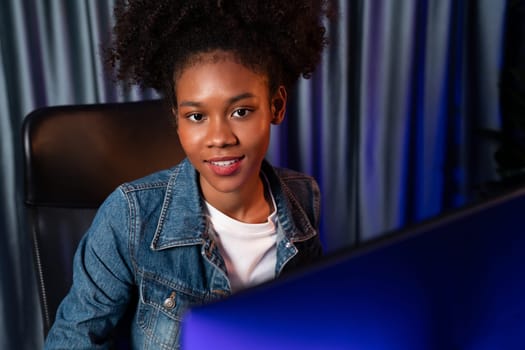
left=22, top=99, right=185, bottom=340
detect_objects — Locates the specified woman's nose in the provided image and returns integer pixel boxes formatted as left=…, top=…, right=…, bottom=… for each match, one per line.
left=206, top=118, right=238, bottom=147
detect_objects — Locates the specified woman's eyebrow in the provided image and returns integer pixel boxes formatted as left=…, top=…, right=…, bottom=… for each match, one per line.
left=179, top=100, right=201, bottom=108
left=179, top=92, right=256, bottom=108
left=227, top=92, right=256, bottom=105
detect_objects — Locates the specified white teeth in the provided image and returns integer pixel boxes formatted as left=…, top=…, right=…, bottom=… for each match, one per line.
left=210, top=159, right=237, bottom=167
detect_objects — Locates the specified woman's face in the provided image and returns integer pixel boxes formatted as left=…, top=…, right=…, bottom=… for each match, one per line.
left=174, top=52, right=286, bottom=199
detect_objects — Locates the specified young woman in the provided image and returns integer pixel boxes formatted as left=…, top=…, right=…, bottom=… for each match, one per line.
left=45, top=0, right=335, bottom=348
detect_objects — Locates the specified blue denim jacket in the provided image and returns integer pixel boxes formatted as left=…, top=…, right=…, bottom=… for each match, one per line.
left=44, top=158, right=322, bottom=349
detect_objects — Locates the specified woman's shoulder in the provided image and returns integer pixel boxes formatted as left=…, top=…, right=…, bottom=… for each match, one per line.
left=272, top=166, right=316, bottom=181
left=107, top=159, right=198, bottom=213
left=264, top=162, right=320, bottom=213
left=96, top=161, right=187, bottom=214
left=91, top=168, right=172, bottom=221
left=264, top=163, right=321, bottom=239
left=118, top=159, right=192, bottom=193
left=268, top=164, right=319, bottom=193
left=121, top=167, right=174, bottom=191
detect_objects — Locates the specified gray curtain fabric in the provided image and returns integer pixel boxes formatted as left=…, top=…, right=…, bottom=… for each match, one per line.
left=270, top=0, right=506, bottom=248
left=355, top=0, right=505, bottom=238
left=0, top=0, right=508, bottom=348
left=0, top=1, right=155, bottom=349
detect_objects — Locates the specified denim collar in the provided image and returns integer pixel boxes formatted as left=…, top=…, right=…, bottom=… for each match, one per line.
left=150, top=158, right=316, bottom=251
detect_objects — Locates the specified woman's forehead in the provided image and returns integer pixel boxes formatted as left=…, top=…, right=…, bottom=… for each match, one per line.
left=174, top=50, right=268, bottom=82
left=175, top=57, right=269, bottom=101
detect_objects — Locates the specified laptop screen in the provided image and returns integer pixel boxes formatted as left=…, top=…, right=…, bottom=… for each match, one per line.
left=182, top=187, right=525, bottom=349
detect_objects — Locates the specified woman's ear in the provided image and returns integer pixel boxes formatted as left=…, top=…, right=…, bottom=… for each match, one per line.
left=271, top=86, right=287, bottom=125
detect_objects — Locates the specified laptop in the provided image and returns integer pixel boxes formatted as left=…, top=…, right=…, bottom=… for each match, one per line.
left=182, top=186, right=525, bottom=349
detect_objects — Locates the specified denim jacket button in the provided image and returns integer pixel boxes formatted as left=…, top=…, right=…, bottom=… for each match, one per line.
left=163, top=292, right=176, bottom=309
left=163, top=298, right=175, bottom=309
left=285, top=242, right=292, bottom=248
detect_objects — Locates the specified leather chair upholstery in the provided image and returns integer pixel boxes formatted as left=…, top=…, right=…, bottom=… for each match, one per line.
left=22, top=99, right=185, bottom=342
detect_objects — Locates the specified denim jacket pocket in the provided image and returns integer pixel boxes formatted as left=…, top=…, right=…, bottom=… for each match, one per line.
left=137, top=273, right=206, bottom=349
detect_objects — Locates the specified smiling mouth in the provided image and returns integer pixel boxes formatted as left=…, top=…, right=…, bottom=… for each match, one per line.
left=206, top=155, right=244, bottom=165
left=209, top=159, right=240, bottom=167
left=206, top=156, right=244, bottom=176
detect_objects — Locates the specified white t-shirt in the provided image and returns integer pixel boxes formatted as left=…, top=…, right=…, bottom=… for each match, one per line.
left=205, top=195, right=277, bottom=292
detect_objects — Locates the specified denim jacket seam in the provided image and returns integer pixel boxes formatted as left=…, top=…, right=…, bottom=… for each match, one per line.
left=150, top=165, right=185, bottom=249
left=275, top=233, right=298, bottom=275
left=140, top=270, right=211, bottom=299
left=119, top=186, right=139, bottom=280
left=201, top=224, right=231, bottom=288
left=290, top=232, right=318, bottom=243
left=280, top=180, right=317, bottom=237
left=152, top=184, right=173, bottom=249
left=277, top=251, right=297, bottom=275
left=121, top=181, right=170, bottom=193
left=279, top=173, right=316, bottom=181
left=141, top=322, right=179, bottom=350
left=309, top=178, right=321, bottom=228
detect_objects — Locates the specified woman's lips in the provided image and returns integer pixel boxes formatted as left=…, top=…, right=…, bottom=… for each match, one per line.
left=206, top=156, right=244, bottom=176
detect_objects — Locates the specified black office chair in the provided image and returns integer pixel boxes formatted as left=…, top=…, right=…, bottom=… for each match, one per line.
left=22, top=99, right=185, bottom=344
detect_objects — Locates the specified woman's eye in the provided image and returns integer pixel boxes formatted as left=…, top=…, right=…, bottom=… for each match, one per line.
left=232, top=108, right=250, bottom=118
left=187, top=113, right=204, bottom=122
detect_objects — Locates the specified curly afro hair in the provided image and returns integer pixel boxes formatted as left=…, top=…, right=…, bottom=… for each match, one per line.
left=107, top=0, right=336, bottom=108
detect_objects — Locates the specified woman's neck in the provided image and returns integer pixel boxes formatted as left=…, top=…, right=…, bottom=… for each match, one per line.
left=201, top=176, right=272, bottom=223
